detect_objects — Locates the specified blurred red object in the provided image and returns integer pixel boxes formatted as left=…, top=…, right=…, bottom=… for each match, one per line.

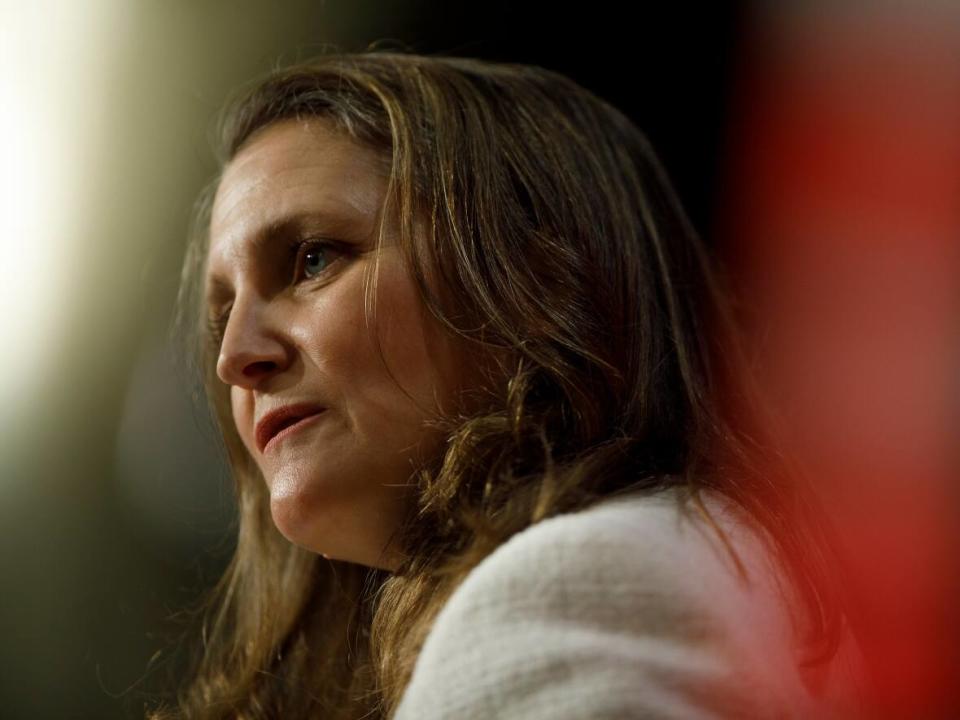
left=718, top=4, right=960, bottom=718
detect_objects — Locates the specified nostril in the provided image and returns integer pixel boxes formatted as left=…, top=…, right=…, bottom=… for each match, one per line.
left=242, top=360, right=278, bottom=377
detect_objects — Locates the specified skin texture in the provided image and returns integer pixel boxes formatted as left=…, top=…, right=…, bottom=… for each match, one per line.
left=206, top=119, right=470, bottom=571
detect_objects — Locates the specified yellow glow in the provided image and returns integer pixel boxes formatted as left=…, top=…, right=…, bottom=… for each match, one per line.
left=0, top=2, right=117, bottom=408
left=0, top=66, right=53, bottom=393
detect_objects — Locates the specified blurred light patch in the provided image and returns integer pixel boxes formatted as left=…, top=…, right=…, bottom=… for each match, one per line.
left=0, top=1, right=120, bottom=410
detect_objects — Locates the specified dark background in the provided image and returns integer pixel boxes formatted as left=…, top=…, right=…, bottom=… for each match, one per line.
left=386, top=1, right=744, bottom=239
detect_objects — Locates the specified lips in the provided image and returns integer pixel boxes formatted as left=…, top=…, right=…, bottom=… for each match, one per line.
left=255, top=403, right=326, bottom=454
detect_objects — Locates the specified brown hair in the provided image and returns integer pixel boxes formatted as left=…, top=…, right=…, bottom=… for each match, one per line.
left=150, top=51, right=844, bottom=719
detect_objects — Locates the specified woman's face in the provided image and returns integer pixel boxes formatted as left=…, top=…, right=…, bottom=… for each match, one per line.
left=205, top=119, right=468, bottom=571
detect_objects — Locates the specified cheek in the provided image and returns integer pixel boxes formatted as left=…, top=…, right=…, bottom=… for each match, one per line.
left=374, top=263, right=473, bottom=423
left=307, top=255, right=447, bottom=405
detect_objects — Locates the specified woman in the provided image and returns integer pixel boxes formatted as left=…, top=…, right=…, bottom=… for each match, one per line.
left=151, top=52, right=865, bottom=718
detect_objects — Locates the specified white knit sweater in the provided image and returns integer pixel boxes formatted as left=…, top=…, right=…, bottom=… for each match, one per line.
left=393, top=487, right=867, bottom=719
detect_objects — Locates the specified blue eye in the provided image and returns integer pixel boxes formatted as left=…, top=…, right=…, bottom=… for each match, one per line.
left=303, top=246, right=327, bottom=278
left=295, top=240, right=341, bottom=281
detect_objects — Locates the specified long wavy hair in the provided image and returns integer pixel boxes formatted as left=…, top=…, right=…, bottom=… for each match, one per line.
left=148, top=51, right=845, bottom=719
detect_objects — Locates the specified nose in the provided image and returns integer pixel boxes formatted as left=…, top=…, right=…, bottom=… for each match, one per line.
left=215, top=294, right=291, bottom=389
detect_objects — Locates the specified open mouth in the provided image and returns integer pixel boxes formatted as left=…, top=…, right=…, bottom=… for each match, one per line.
left=256, top=404, right=325, bottom=453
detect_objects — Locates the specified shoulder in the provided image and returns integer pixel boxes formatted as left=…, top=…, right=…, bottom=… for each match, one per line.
left=394, top=487, right=865, bottom=719
left=462, top=486, right=763, bottom=606
left=437, top=487, right=768, bottom=641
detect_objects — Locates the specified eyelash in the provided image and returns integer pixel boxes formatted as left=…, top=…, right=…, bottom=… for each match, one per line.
left=207, top=313, right=230, bottom=349
left=206, top=239, right=345, bottom=349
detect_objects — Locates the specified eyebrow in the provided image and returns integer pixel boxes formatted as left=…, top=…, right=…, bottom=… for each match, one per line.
left=204, top=207, right=374, bottom=311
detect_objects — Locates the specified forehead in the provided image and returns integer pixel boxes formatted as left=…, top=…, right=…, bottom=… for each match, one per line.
left=206, top=119, right=389, bottom=284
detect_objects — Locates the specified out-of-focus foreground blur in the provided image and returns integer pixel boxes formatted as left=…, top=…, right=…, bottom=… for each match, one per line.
left=718, top=4, right=960, bottom=717
left=0, top=1, right=956, bottom=718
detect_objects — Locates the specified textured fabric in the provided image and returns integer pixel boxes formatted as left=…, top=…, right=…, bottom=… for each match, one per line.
left=393, top=486, right=867, bottom=719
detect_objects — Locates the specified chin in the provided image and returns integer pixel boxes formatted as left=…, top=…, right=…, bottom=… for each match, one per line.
left=267, top=472, right=328, bottom=550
